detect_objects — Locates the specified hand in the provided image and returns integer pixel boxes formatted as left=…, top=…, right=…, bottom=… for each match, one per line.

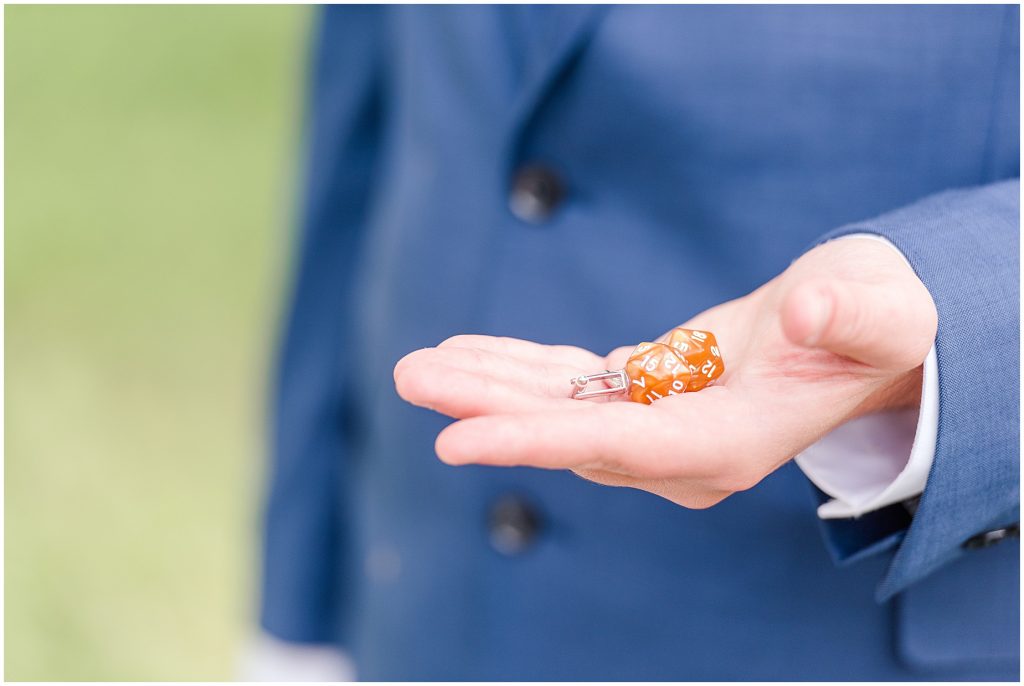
left=393, top=238, right=937, bottom=508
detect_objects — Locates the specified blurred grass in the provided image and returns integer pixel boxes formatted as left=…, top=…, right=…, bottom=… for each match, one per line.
left=5, top=6, right=311, bottom=679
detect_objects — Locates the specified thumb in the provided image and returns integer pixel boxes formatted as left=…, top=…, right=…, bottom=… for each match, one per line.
left=780, top=276, right=937, bottom=371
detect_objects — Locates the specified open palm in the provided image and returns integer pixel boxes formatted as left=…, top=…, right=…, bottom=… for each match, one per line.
left=394, top=238, right=937, bottom=508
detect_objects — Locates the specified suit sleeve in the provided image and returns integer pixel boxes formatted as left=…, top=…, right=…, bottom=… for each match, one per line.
left=810, top=179, right=1020, bottom=601
left=259, top=6, right=384, bottom=643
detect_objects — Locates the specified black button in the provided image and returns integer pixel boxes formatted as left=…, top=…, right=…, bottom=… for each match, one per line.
left=488, top=495, right=541, bottom=555
left=509, top=164, right=565, bottom=223
left=963, top=524, right=1019, bottom=550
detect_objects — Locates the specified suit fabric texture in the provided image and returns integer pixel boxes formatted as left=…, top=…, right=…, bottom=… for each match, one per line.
left=261, top=5, right=1020, bottom=680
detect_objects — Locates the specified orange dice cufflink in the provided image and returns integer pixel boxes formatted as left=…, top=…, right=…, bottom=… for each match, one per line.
left=570, top=328, right=724, bottom=405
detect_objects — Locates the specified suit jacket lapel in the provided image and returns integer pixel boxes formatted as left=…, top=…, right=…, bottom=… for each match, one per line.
left=506, top=5, right=607, bottom=144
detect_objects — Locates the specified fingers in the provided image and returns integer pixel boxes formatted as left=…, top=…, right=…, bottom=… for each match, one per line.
left=780, top=276, right=937, bottom=372
left=395, top=356, right=574, bottom=417
left=394, top=340, right=613, bottom=417
left=397, top=336, right=637, bottom=399
left=436, top=403, right=660, bottom=471
left=604, top=345, right=634, bottom=370
left=397, top=345, right=587, bottom=398
left=394, top=336, right=628, bottom=420
left=437, top=334, right=605, bottom=370
left=435, top=389, right=749, bottom=485
left=395, top=344, right=596, bottom=417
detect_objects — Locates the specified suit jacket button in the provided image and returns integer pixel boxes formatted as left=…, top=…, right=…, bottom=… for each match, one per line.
left=963, top=524, right=1019, bottom=550
left=509, top=164, right=565, bottom=223
left=489, top=495, right=541, bottom=555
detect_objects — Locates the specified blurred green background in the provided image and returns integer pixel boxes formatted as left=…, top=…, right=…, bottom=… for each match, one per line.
left=6, top=5, right=311, bottom=679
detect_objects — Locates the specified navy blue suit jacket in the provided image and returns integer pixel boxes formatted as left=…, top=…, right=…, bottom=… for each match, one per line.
left=261, top=5, right=1019, bottom=679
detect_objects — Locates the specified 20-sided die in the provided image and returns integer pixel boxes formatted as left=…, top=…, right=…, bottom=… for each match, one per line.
left=570, top=328, right=725, bottom=405
left=623, top=328, right=724, bottom=404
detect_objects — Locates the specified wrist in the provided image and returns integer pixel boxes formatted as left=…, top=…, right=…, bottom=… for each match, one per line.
left=853, top=363, right=924, bottom=418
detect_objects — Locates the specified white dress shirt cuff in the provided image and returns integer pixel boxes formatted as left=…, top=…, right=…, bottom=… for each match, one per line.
left=237, top=631, right=356, bottom=682
left=794, top=234, right=938, bottom=519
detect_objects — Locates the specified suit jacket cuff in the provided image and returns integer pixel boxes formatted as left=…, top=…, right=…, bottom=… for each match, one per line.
left=804, top=180, right=1020, bottom=600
